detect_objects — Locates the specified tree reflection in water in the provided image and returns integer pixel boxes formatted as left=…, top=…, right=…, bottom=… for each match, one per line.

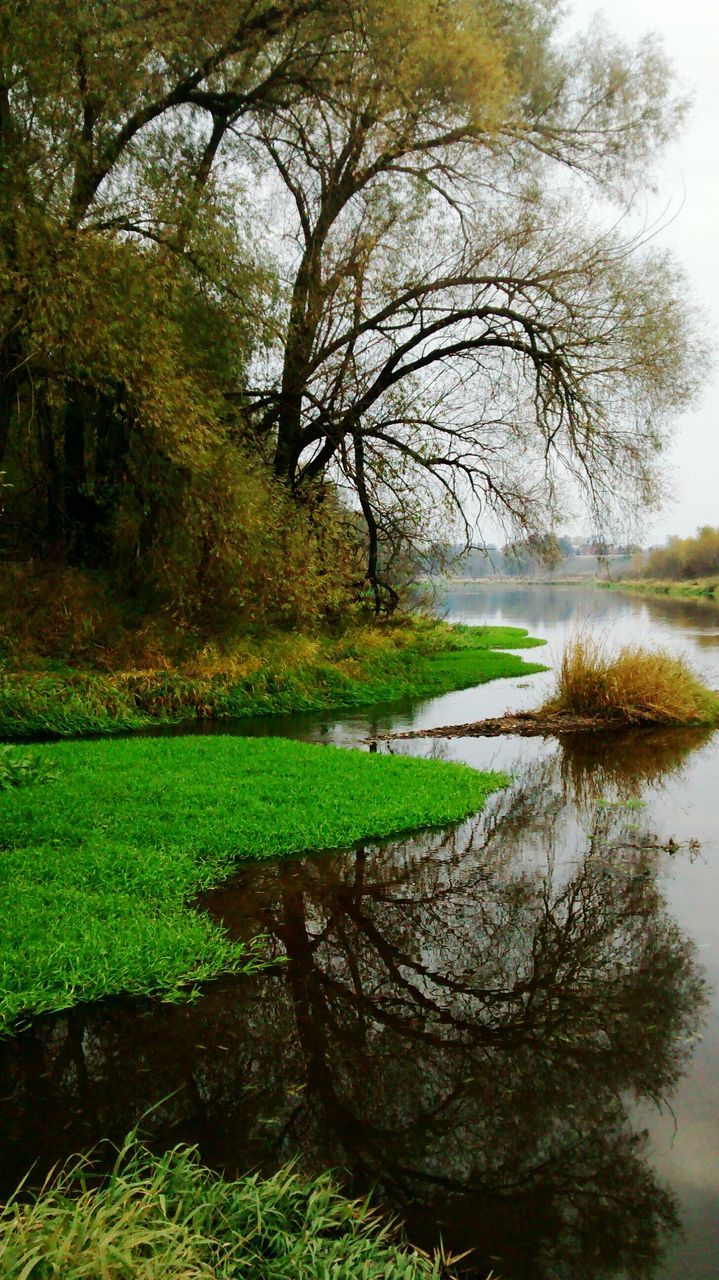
left=0, top=742, right=708, bottom=1280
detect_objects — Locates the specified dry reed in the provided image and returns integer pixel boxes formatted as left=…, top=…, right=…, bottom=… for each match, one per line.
left=546, top=634, right=719, bottom=726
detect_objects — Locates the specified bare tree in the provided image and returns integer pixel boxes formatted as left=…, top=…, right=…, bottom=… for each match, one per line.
left=237, top=8, right=704, bottom=607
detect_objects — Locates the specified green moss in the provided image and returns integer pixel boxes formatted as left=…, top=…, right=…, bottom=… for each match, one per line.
left=0, top=619, right=547, bottom=739
left=0, top=736, right=506, bottom=1033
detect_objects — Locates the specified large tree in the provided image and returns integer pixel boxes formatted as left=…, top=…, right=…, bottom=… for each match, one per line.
left=0, top=0, right=707, bottom=613
left=0, top=0, right=344, bottom=570
left=237, top=1, right=704, bottom=606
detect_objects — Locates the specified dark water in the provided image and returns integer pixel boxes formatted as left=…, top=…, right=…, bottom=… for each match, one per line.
left=1, top=585, right=718, bottom=1279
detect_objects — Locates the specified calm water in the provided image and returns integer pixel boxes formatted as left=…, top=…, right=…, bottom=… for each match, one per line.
left=1, top=585, right=718, bottom=1279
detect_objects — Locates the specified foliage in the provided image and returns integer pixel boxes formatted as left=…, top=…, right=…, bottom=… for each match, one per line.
left=546, top=634, right=719, bottom=726
left=0, top=734, right=506, bottom=1031
left=0, top=0, right=708, bottom=615
left=0, top=620, right=546, bottom=738
left=639, top=526, right=719, bottom=582
left=0, top=1136, right=444, bottom=1279
left=0, top=0, right=366, bottom=619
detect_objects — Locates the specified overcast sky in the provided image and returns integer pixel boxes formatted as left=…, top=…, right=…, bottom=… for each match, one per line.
left=570, top=0, right=719, bottom=543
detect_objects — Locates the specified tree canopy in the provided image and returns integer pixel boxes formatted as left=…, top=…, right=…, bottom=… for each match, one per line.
left=0, top=0, right=707, bottom=617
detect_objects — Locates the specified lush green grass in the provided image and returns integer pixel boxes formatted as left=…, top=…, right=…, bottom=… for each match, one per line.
left=0, top=619, right=546, bottom=739
left=0, top=1136, right=445, bottom=1279
left=0, top=736, right=506, bottom=1033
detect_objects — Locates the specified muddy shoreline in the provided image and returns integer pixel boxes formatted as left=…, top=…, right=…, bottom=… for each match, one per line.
left=379, top=707, right=718, bottom=740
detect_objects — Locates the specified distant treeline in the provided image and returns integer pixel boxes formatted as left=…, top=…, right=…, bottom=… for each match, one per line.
left=639, top=527, right=719, bottom=581
left=451, top=535, right=637, bottom=579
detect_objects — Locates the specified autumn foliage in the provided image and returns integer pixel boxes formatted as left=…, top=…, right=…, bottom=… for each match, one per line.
left=0, top=1, right=707, bottom=624
left=639, top=527, right=719, bottom=581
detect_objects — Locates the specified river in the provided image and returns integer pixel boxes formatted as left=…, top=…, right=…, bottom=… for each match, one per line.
left=1, top=584, right=718, bottom=1279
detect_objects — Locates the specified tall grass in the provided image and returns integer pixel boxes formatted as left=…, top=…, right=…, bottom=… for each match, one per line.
left=0, top=1136, right=445, bottom=1279
left=547, top=634, right=719, bottom=726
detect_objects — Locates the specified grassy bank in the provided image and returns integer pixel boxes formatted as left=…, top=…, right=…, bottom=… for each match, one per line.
left=0, top=735, right=506, bottom=1034
left=0, top=619, right=546, bottom=739
left=0, top=1137, right=445, bottom=1279
left=600, top=578, right=719, bottom=602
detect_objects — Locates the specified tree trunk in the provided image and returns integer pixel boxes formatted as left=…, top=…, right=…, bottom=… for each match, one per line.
left=353, top=434, right=381, bottom=614
left=36, top=386, right=61, bottom=543
left=61, top=384, right=105, bottom=564
left=0, top=330, right=23, bottom=470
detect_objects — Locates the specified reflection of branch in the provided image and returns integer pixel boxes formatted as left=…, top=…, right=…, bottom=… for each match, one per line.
left=241, top=756, right=708, bottom=1276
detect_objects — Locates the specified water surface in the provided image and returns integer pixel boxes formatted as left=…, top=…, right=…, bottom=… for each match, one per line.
left=2, top=585, right=717, bottom=1279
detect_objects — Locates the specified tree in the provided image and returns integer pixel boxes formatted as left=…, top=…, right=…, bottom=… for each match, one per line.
left=0, top=1, right=708, bottom=617
left=236, top=2, right=704, bottom=607
left=0, top=0, right=349, bottom=574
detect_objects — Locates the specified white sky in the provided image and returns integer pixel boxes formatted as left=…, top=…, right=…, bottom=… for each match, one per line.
left=570, top=0, right=719, bottom=542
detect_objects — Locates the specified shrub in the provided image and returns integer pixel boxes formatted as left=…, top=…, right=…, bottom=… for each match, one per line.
left=0, top=745, right=57, bottom=791
left=641, top=526, right=719, bottom=581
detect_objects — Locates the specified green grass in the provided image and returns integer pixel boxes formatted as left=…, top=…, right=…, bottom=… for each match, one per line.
left=0, top=1136, right=445, bottom=1279
left=0, top=735, right=506, bottom=1034
left=600, top=579, right=719, bottom=602
left=0, top=619, right=546, bottom=739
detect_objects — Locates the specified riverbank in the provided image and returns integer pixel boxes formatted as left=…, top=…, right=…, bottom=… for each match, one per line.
left=0, top=735, right=506, bottom=1035
left=429, top=574, right=719, bottom=602
left=0, top=618, right=546, bottom=739
left=600, top=578, right=719, bottom=602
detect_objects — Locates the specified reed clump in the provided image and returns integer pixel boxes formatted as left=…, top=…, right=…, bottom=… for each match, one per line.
left=547, top=635, right=719, bottom=726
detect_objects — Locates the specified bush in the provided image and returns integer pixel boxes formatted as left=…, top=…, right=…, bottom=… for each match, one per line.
left=0, top=745, right=57, bottom=791
left=641, top=526, right=719, bottom=581
left=546, top=634, right=719, bottom=725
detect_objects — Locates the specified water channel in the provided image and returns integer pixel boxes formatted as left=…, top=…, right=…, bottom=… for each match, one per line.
left=1, top=584, right=718, bottom=1278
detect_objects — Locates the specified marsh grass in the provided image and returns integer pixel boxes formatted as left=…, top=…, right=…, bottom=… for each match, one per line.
left=0, top=1136, right=444, bottom=1279
left=547, top=634, right=719, bottom=726
left=0, top=736, right=506, bottom=1032
left=602, top=579, right=719, bottom=602
left=0, top=620, right=546, bottom=739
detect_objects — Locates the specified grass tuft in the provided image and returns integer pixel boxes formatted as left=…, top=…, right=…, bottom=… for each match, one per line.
left=0, top=1135, right=443, bottom=1278
left=546, top=633, right=719, bottom=726
left=0, top=744, right=58, bottom=790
